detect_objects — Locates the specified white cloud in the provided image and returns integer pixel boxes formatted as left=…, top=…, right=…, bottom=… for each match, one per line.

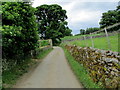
left=32, top=0, right=119, bottom=7
left=61, top=1, right=103, bottom=32
left=68, top=10, right=102, bottom=23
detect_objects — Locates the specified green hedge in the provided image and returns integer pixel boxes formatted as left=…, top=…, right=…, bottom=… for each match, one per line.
left=2, top=2, right=39, bottom=62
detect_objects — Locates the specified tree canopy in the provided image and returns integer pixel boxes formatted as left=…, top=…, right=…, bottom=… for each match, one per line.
left=35, top=4, right=72, bottom=45
left=2, top=2, right=39, bottom=60
left=99, top=4, right=120, bottom=31
left=99, top=10, right=118, bottom=28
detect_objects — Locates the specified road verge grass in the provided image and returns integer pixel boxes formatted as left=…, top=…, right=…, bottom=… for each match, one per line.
left=36, top=48, right=53, bottom=59
left=2, top=48, right=53, bottom=89
left=61, top=44, right=101, bottom=88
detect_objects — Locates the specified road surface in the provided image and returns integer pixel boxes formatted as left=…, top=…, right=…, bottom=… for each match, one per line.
left=14, top=47, right=83, bottom=88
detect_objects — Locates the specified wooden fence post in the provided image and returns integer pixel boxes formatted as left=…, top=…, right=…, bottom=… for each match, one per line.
left=90, top=33, right=94, bottom=48
left=104, top=28, right=111, bottom=50
left=83, top=35, right=87, bottom=47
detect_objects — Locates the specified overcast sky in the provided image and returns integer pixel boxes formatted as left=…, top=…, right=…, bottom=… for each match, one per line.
left=32, top=0, right=119, bottom=35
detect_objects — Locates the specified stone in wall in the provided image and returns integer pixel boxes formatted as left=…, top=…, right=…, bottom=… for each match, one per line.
left=65, top=45, right=120, bottom=88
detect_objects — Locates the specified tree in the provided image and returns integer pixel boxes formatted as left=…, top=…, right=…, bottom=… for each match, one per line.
left=85, top=27, right=100, bottom=34
left=64, top=27, right=72, bottom=36
left=116, top=5, right=120, bottom=22
left=35, top=4, right=71, bottom=45
left=79, top=28, right=99, bottom=35
left=80, top=29, right=86, bottom=35
left=2, top=2, right=39, bottom=60
left=99, top=4, right=120, bottom=31
left=99, top=10, right=118, bottom=28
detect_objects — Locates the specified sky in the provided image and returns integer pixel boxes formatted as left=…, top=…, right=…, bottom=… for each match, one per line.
left=32, top=0, right=119, bottom=35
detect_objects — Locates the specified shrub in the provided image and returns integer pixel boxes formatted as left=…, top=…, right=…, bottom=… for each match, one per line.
left=2, top=2, right=39, bottom=64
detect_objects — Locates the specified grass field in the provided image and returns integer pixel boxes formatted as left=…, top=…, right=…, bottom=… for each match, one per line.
left=61, top=35, right=82, bottom=41
left=61, top=33, right=105, bottom=41
left=64, top=34, right=118, bottom=52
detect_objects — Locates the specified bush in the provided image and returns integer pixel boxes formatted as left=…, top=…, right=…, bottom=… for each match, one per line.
left=2, top=2, right=39, bottom=64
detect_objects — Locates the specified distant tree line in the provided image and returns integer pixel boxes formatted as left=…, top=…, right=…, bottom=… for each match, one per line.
left=79, top=27, right=100, bottom=35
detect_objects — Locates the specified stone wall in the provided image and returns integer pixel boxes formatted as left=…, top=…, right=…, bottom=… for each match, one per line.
left=65, top=45, right=120, bottom=88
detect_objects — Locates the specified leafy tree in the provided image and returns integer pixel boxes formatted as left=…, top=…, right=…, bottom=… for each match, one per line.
left=99, top=4, right=120, bottom=31
left=85, top=27, right=100, bottom=34
left=35, top=4, right=71, bottom=45
left=99, top=10, right=118, bottom=28
left=64, top=27, right=72, bottom=36
left=2, top=2, right=39, bottom=60
left=79, top=28, right=99, bottom=35
left=80, top=29, right=86, bottom=35
left=116, top=5, right=120, bottom=22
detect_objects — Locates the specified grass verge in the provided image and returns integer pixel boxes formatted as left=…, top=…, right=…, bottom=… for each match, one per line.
left=61, top=45, right=101, bottom=88
left=36, top=48, right=53, bottom=59
left=2, top=48, right=53, bottom=89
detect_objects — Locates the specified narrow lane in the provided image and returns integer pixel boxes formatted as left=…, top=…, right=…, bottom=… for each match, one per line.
left=14, top=47, right=83, bottom=88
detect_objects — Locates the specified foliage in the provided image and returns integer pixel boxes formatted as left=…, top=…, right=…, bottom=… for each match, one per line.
left=79, top=27, right=100, bottom=35
left=80, top=29, right=86, bottom=35
left=2, top=26, right=24, bottom=60
left=85, top=27, right=100, bottom=34
left=2, top=48, right=53, bottom=88
left=116, top=5, right=120, bottom=21
left=35, top=4, right=72, bottom=45
left=99, top=4, right=120, bottom=31
left=2, top=2, right=39, bottom=60
left=99, top=10, right=118, bottom=28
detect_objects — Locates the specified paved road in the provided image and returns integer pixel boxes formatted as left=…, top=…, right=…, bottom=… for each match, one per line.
left=14, top=47, right=83, bottom=88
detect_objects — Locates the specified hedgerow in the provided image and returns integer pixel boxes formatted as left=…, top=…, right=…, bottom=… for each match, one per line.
left=2, top=2, right=39, bottom=64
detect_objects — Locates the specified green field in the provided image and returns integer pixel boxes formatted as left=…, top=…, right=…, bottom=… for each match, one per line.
left=61, top=33, right=105, bottom=41
left=63, top=34, right=119, bottom=52
left=61, top=35, right=82, bottom=41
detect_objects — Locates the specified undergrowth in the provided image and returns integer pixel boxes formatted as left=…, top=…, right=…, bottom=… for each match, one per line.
left=2, top=48, right=53, bottom=89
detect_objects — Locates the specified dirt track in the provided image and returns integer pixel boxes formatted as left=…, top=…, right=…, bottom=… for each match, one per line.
left=14, top=47, right=83, bottom=88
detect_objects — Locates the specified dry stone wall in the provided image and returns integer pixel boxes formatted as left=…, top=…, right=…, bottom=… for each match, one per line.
left=65, top=45, right=120, bottom=88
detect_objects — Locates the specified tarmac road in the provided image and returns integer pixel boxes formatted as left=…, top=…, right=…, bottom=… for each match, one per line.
left=14, top=47, right=83, bottom=88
